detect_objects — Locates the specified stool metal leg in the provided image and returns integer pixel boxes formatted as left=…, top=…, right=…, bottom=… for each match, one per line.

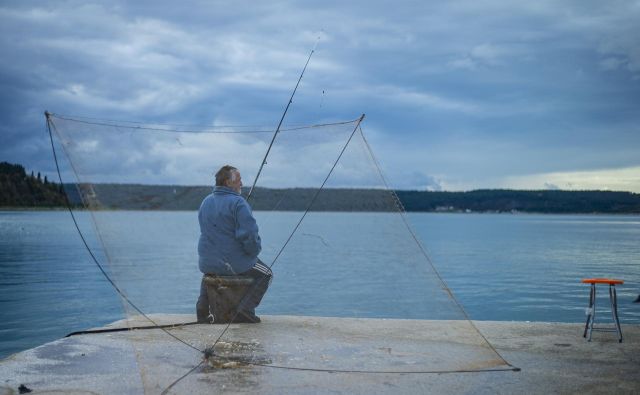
left=609, top=284, right=623, bottom=343
left=587, top=284, right=596, bottom=341
left=583, top=283, right=593, bottom=338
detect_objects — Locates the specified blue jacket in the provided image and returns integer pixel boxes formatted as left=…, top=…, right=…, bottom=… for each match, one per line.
left=198, top=186, right=261, bottom=275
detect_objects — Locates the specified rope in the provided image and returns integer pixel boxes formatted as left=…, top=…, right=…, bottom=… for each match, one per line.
left=49, top=112, right=358, bottom=134
left=46, top=112, right=202, bottom=354
left=65, top=322, right=200, bottom=337
left=210, top=360, right=520, bottom=374
left=160, top=361, right=205, bottom=395
left=159, top=354, right=517, bottom=395
left=357, top=126, right=519, bottom=372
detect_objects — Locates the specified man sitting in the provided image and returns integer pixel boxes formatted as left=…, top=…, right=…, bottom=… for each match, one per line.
left=196, top=165, right=272, bottom=323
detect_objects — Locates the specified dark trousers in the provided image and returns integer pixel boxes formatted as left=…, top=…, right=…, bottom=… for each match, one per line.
left=196, top=260, right=272, bottom=323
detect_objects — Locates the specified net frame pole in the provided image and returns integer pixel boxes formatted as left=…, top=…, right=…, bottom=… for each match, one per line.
left=247, top=41, right=319, bottom=200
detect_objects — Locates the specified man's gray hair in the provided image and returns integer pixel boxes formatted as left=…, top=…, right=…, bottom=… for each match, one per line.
left=215, top=165, right=238, bottom=187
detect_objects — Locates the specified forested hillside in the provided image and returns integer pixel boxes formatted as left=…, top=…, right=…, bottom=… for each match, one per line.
left=0, top=162, right=67, bottom=207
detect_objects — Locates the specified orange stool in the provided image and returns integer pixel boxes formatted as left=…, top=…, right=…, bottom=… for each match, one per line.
left=582, top=278, right=623, bottom=342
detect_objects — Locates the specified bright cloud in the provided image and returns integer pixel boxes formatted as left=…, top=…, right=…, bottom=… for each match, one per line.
left=499, top=166, right=640, bottom=193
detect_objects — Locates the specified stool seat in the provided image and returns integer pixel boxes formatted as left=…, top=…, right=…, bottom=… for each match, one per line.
left=582, top=278, right=623, bottom=342
left=582, top=278, right=624, bottom=285
left=203, top=274, right=255, bottom=323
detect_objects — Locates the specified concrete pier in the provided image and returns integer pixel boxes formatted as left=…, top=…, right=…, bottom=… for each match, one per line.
left=1, top=315, right=639, bottom=394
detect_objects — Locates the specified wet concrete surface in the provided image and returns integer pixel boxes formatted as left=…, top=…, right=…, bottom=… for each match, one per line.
left=1, top=315, right=638, bottom=394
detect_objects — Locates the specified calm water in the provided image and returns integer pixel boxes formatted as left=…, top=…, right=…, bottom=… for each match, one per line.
left=1, top=210, right=639, bottom=359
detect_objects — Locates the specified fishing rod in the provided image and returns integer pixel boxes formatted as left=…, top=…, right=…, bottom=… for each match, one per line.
left=246, top=38, right=320, bottom=200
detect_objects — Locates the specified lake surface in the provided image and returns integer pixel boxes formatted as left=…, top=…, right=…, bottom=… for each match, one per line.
left=1, top=210, right=639, bottom=359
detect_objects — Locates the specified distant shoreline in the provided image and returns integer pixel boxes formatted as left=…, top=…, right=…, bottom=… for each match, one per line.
left=0, top=207, right=69, bottom=211
left=3, top=184, right=640, bottom=215
left=4, top=162, right=640, bottom=213
left=2, top=207, right=640, bottom=216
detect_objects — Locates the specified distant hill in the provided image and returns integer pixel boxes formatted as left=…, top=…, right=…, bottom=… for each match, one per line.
left=2, top=161, right=640, bottom=213
left=0, top=162, right=67, bottom=207
left=395, top=189, right=640, bottom=214
left=63, top=183, right=640, bottom=214
left=65, top=184, right=402, bottom=212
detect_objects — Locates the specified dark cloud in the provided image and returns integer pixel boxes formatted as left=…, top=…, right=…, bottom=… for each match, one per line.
left=1, top=0, right=639, bottom=190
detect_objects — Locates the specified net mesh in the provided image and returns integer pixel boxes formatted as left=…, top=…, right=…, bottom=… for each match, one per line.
left=47, top=113, right=513, bottom=390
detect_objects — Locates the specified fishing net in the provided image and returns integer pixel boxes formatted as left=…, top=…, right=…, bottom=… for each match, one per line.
left=46, top=112, right=515, bottom=392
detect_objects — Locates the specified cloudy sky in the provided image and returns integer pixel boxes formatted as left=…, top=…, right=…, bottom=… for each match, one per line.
left=1, top=0, right=639, bottom=191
